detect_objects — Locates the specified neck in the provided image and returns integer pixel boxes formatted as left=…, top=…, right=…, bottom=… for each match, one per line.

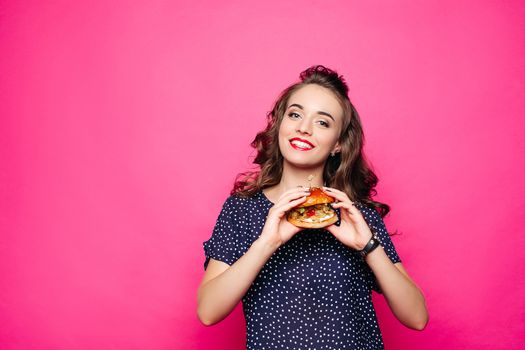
left=262, top=160, right=328, bottom=204
left=277, top=160, right=325, bottom=191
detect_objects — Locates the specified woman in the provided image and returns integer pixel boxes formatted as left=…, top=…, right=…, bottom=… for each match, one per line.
left=197, top=65, right=428, bottom=349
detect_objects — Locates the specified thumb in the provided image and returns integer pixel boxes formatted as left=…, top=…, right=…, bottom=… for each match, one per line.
left=325, top=224, right=341, bottom=239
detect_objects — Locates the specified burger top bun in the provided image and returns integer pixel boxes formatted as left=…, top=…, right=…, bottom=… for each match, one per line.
left=297, top=187, right=335, bottom=208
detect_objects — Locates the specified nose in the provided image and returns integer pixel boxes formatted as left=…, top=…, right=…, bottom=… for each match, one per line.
left=296, top=117, right=313, bottom=135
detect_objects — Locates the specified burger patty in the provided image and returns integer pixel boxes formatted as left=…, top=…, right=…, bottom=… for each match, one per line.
left=287, top=204, right=335, bottom=223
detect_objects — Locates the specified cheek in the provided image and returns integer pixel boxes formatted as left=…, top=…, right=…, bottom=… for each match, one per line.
left=319, top=131, right=340, bottom=146
left=278, top=119, right=294, bottom=138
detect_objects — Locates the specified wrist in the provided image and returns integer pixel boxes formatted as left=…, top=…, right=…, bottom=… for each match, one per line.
left=358, top=231, right=381, bottom=259
left=355, top=232, right=374, bottom=250
left=363, top=244, right=384, bottom=263
left=254, top=236, right=281, bottom=253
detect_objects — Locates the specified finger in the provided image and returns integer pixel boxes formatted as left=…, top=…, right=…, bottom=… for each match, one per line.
left=273, top=195, right=308, bottom=216
left=322, top=186, right=352, bottom=203
left=331, top=202, right=363, bottom=225
left=331, top=202, right=355, bottom=209
left=331, top=202, right=360, bottom=222
left=322, top=186, right=347, bottom=195
left=331, top=202, right=354, bottom=219
left=325, top=224, right=350, bottom=244
left=325, top=223, right=339, bottom=236
left=269, top=189, right=310, bottom=219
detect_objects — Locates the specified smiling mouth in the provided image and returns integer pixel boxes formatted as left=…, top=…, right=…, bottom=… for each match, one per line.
left=290, top=138, right=315, bottom=151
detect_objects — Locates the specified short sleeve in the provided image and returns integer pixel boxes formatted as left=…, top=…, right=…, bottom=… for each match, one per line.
left=369, top=210, right=401, bottom=265
left=203, top=196, right=244, bottom=270
left=360, top=206, right=402, bottom=293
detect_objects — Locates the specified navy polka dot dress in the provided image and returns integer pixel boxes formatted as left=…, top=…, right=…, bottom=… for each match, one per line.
left=203, top=191, right=401, bottom=350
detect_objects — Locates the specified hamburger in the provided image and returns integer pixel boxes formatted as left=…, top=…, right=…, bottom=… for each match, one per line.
left=286, top=187, right=338, bottom=228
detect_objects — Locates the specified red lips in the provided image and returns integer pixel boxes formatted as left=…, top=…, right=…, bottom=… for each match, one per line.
left=289, top=138, right=315, bottom=151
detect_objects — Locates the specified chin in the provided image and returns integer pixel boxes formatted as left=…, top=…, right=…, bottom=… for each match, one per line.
left=279, top=146, right=329, bottom=168
left=283, top=150, right=324, bottom=163
left=284, top=158, right=326, bottom=170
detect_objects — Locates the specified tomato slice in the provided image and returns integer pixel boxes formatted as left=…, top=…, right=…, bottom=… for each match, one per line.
left=306, top=209, right=316, bottom=217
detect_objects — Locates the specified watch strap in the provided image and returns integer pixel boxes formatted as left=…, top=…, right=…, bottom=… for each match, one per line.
left=359, top=233, right=380, bottom=258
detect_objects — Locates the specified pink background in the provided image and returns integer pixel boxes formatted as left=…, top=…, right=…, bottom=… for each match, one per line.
left=1, top=0, right=524, bottom=349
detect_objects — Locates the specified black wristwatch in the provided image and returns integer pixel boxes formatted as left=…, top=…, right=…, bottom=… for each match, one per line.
left=359, top=233, right=380, bottom=258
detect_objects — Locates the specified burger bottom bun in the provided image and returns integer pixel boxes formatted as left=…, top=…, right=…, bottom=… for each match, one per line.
left=287, top=213, right=338, bottom=229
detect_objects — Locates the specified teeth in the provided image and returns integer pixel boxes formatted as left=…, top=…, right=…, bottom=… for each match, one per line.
left=291, top=140, right=313, bottom=149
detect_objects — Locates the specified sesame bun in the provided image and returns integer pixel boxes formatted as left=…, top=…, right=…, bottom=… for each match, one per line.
left=286, top=187, right=338, bottom=229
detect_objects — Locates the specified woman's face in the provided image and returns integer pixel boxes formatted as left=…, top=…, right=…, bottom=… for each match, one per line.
left=278, top=84, right=343, bottom=169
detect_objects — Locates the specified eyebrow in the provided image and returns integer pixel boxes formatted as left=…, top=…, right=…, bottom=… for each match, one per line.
left=287, top=103, right=335, bottom=122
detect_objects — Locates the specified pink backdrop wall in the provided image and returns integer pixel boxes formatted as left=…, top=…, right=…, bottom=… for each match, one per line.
left=1, top=0, right=524, bottom=349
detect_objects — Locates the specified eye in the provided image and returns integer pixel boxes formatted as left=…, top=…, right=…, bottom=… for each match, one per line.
left=318, top=120, right=330, bottom=128
left=288, top=112, right=301, bottom=119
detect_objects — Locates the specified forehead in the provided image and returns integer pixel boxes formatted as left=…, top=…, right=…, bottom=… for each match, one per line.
left=287, top=84, right=343, bottom=119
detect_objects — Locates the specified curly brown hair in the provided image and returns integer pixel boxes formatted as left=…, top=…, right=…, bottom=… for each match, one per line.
left=231, top=65, right=392, bottom=219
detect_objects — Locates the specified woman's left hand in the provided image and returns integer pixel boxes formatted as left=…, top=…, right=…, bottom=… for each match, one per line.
left=322, top=186, right=374, bottom=250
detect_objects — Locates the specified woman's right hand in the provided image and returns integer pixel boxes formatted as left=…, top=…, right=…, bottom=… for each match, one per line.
left=258, top=186, right=310, bottom=249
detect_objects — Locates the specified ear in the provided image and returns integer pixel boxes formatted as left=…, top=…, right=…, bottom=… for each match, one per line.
left=332, top=142, right=341, bottom=154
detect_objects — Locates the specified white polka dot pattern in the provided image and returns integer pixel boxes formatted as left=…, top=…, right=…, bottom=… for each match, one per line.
left=203, top=191, right=402, bottom=349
